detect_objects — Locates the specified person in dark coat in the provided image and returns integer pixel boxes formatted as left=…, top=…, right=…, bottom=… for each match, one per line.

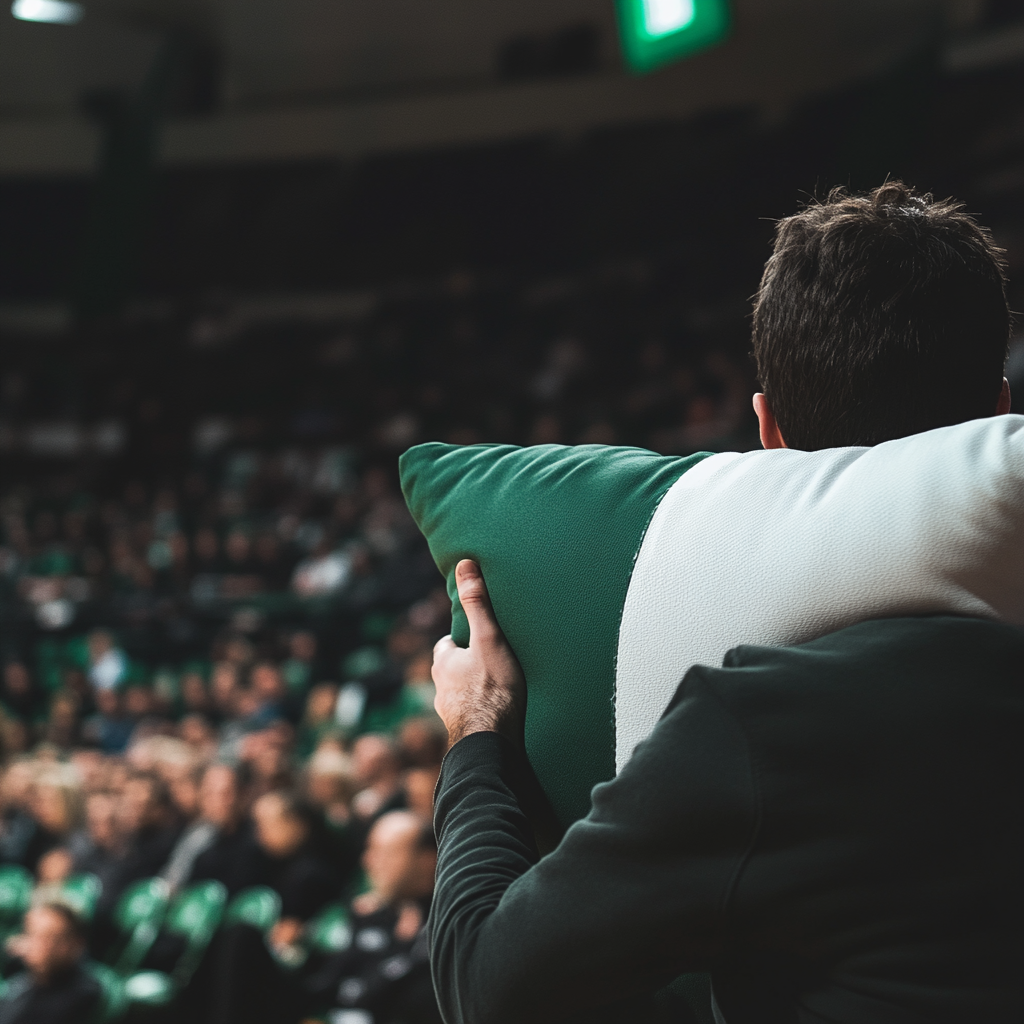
left=67, top=791, right=123, bottom=901
left=98, top=771, right=181, bottom=915
left=0, top=904, right=99, bottom=1024
left=200, top=790, right=338, bottom=1024
left=166, top=762, right=264, bottom=896
left=426, top=183, right=1023, bottom=1024
left=301, top=810, right=442, bottom=1024
left=428, top=562, right=1024, bottom=1024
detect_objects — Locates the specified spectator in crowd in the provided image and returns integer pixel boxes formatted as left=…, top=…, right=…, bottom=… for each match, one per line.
left=81, top=689, right=134, bottom=755
left=253, top=790, right=337, bottom=943
left=0, top=903, right=99, bottom=1024
left=41, top=694, right=80, bottom=751
left=167, top=761, right=203, bottom=822
left=180, top=668, right=212, bottom=718
left=192, top=527, right=222, bottom=575
left=302, top=810, right=441, bottom=1024
left=282, top=631, right=319, bottom=695
left=397, top=716, right=448, bottom=770
left=0, top=761, right=44, bottom=868
left=303, top=746, right=364, bottom=887
left=86, top=632, right=127, bottom=693
left=297, top=683, right=340, bottom=757
left=402, top=766, right=440, bottom=821
left=33, top=846, right=75, bottom=894
left=182, top=763, right=265, bottom=896
left=159, top=762, right=226, bottom=893
left=1, top=663, right=42, bottom=730
left=99, top=772, right=180, bottom=913
left=203, top=791, right=337, bottom=1024
left=21, top=768, right=81, bottom=874
left=67, top=791, right=123, bottom=899
left=248, top=662, right=288, bottom=726
left=178, top=714, right=217, bottom=760
left=304, top=747, right=354, bottom=829
left=350, top=735, right=404, bottom=822
left=209, top=662, right=240, bottom=725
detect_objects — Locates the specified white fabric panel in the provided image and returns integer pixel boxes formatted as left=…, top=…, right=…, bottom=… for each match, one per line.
left=614, top=415, right=1024, bottom=771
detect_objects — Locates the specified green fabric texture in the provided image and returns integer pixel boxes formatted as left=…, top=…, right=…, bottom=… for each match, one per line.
left=400, top=442, right=710, bottom=825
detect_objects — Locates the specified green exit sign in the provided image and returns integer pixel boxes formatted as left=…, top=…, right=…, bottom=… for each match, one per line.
left=616, top=0, right=730, bottom=73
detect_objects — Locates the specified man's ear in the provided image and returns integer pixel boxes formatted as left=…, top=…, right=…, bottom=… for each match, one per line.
left=753, top=393, right=787, bottom=449
left=996, top=377, right=1011, bottom=416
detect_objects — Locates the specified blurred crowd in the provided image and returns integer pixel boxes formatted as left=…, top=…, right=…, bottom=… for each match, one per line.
left=0, top=718, right=446, bottom=1023
left=0, top=241, right=763, bottom=1024
left=0, top=607, right=449, bottom=1022
left=0, top=450, right=455, bottom=1023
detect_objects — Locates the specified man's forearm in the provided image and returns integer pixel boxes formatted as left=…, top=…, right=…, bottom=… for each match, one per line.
left=429, top=733, right=640, bottom=1024
left=428, top=731, right=540, bottom=1024
left=427, top=676, right=757, bottom=1024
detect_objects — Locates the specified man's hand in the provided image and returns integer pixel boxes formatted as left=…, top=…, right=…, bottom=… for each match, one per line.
left=432, top=559, right=526, bottom=747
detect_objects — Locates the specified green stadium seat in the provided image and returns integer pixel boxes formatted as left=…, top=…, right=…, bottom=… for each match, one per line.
left=306, top=903, right=352, bottom=954
left=0, top=865, right=32, bottom=923
left=110, top=877, right=170, bottom=976
left=60, top=873, right=102, bottom=920
left=123, top=969, right=175, bottom=1007
left=223, top=885, right=281, bottom=932
left=118, top=880, right=227, bottom=1009
left=163, top=880, right=227, bottom=985
left=0, top=865, right=33, bottom=971
left=268, top=901, right=350, bottom=970
left=85, top=961, right=129, bottom=1023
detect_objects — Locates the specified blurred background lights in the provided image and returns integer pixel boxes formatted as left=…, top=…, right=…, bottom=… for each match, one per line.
left=11, top=0, right=83, bottom=24
left=618, top=0, right=730, bottom=72
left=642, top=0, right=695, bottom=38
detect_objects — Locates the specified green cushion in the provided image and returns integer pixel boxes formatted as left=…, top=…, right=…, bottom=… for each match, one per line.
left=401, top=420, right=1024, bottom=829
left=400, top=442, right=706, bottom=825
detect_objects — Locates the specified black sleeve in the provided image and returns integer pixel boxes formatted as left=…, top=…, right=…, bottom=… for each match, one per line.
left=428, top=675, right=760, bottom=1024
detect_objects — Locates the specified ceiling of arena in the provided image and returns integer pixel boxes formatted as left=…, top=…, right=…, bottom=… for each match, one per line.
left=0, top=0, right=957, bottom=115
left=0, top=0, right=1015, bottom=173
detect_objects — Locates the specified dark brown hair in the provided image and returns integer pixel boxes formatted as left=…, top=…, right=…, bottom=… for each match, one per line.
left=752, top=182, right=1010, bottom=450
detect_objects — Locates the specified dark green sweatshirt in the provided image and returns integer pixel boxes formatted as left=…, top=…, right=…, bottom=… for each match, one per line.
left=429, top=616, right=1024, bottom=1024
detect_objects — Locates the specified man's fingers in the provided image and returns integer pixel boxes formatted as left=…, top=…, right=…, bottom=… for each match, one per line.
left=455, top=559, right=501, bottom=645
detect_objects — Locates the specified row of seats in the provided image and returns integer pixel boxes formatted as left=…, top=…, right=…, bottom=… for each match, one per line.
left=0, top=864, right=353, bottom=1021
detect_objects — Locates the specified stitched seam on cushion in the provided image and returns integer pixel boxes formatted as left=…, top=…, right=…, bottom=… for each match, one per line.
left=610, top=451, right=715, bottom=771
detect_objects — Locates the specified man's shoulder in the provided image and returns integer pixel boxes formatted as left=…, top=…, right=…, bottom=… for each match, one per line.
left=646, top=615, right=1024, bottom=791
left=713, top=614, right=1024, bottom=704
left=665, top=615, right=1024, bottom=795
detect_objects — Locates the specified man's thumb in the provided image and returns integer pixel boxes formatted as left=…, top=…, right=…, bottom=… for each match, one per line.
left=455, top=559, right=499, bottom=643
